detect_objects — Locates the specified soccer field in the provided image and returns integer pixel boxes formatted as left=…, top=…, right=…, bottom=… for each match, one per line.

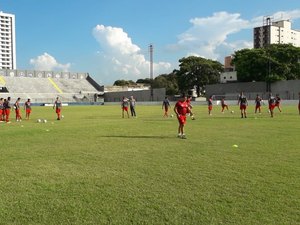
left=1, top=105, right=299, bottom=224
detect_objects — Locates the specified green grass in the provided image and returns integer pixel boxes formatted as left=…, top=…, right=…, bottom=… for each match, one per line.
left=0, top=105, right=299, bottom=225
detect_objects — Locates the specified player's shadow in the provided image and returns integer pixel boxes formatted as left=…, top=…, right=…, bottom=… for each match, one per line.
left=102, top=135, right=172, bottom=139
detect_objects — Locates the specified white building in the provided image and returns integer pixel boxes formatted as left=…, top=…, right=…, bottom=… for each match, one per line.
left=0, top=11, right=16, bottom=70
left=220, top=71, right=237, bottom=83
left=253, top=17, right=300, bottom=48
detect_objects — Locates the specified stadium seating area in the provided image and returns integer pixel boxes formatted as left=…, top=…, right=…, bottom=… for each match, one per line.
left=0, top=71, right=102, bottom=104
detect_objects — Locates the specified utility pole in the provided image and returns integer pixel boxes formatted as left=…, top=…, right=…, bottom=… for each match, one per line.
left=149, top=44, right=154, bottom=101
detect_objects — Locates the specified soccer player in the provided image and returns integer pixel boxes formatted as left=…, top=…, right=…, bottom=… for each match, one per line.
left=14, top=97, right=22, bottom=122
left=24, top=98, right=32, bottom=120
left=162, top=96, right=171, bottom=117
left=268, top=93, right=276, bottom=118
left=275, top=94, right=282, bottom=112
left=237, top=92, right=248, bottom=118
left=3, top=96, right=11, bottom=123
left=254, top=94, right=262, bottom=114
left=221, top=97, right=229, bottom=113
left=186, top=95, right=195, bottom=119
left=121, top=96, right=129, bottom=118
left=0, top=98, right=4, bottom=122
left=207, top=95, right=213, bottom=115
left=53, top=97, right=62, bottom=120
left=298, top=92, right=300, bottom=115
left=174, top=94, right=190, bottom=139
left=129, top=96, right=137, bottom=117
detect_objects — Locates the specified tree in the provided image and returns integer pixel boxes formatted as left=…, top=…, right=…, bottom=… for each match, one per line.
left=176, top=56, right=223, bottom=96
left=232, top=44, right=300, bottom=82
left=136, top=78, right=152, bottom=84
left=113, top=79, right=136, bottom=86
left=152, top=72, right=179, bottom=95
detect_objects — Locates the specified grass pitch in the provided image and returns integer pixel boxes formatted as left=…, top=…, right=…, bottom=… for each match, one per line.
left=0, top=104, right=299, bottom=225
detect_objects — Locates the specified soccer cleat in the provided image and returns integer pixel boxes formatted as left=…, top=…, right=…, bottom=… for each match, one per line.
left=177, top=134, right=182, bottom=138
left=181, top=134, right=187, bottom=139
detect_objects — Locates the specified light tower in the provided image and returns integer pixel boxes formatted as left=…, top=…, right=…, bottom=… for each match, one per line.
left=149, top=44, right=154, bottom=101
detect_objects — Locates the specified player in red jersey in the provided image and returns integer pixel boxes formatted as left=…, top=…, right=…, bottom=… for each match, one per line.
left=298, top=92, right=300, bottom=115
left=24, top=98, right=32, bottom=120
left=14, top=97, right=22, bottom=122
left=186, top=95, right=195, bottom=119
left=221, top=97, right=229, bottom=113
left=174, top=94, right=190, bottom=139
left=0, top=98, right=4, bottom=122
left=275, top=94, right=282, bottom=112
left=268, top=93, right=276, bottom=118
left=3, top=97, right=12, bottom=123
left=207, top=95, right=213, bottom=115
left=254, top=94, right=262, bottom=114
left=121, top=96, right=129, bottom=118
left=237, top=92, right=248, bottom=118
left=53, top=97, right=62, bottom=120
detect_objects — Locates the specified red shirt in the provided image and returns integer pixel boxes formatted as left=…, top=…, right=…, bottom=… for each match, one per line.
left=175, top=101, right=189, bottom=116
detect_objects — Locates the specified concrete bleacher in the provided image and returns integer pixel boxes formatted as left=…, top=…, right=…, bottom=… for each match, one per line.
left=0, top=70, right=102, bottom=104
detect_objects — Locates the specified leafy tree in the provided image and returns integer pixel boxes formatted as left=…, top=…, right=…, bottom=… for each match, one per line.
left=113, top=79, right=136, bottom=86
left=136, top=78, right=152, bottom=84
left=176, top=56, right=223, bottom=96
left=152, top=72, right=179, bottom=95
left=232, top=44, right=300, bottom=82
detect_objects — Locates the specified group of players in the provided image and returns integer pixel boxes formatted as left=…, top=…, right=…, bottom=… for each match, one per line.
left=0, top=97, right=32, bottom=123
left=0, top=96, right=63, bottom=123
left=121, top=96, right=137, bottom=118
left=164, top=92, right=300, bottom=139
left=208, top=92, right=285, bottom=118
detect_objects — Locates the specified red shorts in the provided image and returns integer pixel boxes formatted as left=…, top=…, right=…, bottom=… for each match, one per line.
left=122, top=107, right=128, bottom=111
left=208, top=105, right=212, bottom=111
left=269, top=104, right=275, bottom=110
left=56, top=108, right=61, bottom=114
left=240, top=105, right=247, bottom=110
left=275, top=103, right=280, bottom=107
left=26, top=109, right=31, bottom=114
left=177, top=115, right=187, bottom=125
left=5, top=109, right=10, bottom=120
left=0, top=109, right=2, bottom=116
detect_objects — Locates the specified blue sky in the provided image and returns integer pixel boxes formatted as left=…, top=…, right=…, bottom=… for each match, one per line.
left=1, top=0, right=300, bottom=85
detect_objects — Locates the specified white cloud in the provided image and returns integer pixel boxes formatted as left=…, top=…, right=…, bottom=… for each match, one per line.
left=30, top=53, right=71, bottom=72
left=169, top=10, right=300, bottom=62
left=92, top=25, right=171, bottom=82
left=169, top=12, right=251, bottom=61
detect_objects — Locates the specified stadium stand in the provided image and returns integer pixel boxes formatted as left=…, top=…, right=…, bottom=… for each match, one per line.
left=0, top=69, right=103, bottom=104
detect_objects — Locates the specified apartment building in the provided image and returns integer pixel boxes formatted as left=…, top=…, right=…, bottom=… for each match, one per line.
left=253, top=17, right=300, bottom=48
left=0, top=11, right=16, bottom=69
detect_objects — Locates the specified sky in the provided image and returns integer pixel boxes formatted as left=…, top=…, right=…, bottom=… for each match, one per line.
left=1, top=0, right=300, bottom=85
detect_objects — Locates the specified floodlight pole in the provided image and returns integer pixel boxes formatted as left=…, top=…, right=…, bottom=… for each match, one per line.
left=149, top=44, right=153, bottom=101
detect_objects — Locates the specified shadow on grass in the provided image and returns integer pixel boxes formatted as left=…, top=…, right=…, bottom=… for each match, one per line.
left=102, top=135, right=173, bottom=139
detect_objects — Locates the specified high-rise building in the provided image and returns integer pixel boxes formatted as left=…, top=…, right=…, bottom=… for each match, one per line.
left=253, top=17, right=300, bottom=48
left=0, top=11, right=16, bottom=69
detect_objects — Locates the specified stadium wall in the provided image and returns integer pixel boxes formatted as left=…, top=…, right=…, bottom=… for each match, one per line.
left=104, top=88, right=166, bottom=102
left=206, top=80, right=300, bottom=100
